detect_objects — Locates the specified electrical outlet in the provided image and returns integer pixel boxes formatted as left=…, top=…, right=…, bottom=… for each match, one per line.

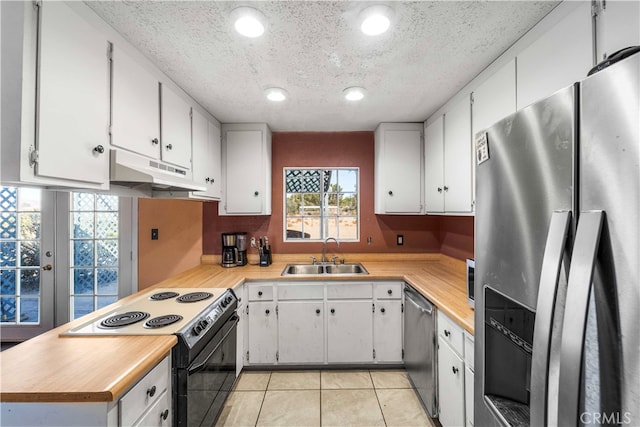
left=397, top=234, right=404, bottom=246
left=151, top=228, right=159, bottom=240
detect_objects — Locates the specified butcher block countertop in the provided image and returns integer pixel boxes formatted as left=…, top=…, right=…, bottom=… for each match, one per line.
left=0, top=253, right=473, bottom=403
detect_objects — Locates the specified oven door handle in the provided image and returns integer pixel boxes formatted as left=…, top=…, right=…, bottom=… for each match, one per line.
left=187, top=314, right=239, bottom=375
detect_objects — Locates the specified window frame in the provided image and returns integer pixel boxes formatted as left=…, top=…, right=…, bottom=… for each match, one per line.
left=282, top=167, right=360, bottom=242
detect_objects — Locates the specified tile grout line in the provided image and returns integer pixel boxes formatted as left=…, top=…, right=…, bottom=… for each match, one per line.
left=254, top=371, right=272, bottom=427
left=370, top=370, right=390, bottom=427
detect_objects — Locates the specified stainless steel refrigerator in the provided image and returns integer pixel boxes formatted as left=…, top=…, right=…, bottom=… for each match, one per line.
left=474, top=52, right=639, bottom=426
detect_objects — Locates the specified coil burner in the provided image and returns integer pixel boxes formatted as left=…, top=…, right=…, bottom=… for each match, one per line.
left=176, top=292, right=213, bottom=303
left=99, top=311, right=150, bottom=328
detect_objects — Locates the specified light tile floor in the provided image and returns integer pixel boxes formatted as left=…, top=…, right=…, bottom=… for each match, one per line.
left=216, top=370, right=438, bottom=427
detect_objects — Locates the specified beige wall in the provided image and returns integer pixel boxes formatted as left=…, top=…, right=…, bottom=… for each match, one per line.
left=138, top=198, right=203, bottom=289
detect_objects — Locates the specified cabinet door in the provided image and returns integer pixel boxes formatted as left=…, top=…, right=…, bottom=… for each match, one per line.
left=443, top=95, right=473, bottom=213
left=36, top=2, right=109, bottom=186
left=516, top=1, right=592, bottom=110
left=208, top=122, right=222, bottom=199
left=247, top=302, right=277, bottom=364
left=191, top=110, right=221, bottom=198
left=160, top=84, right=191, bottom=169
left=465, top=366, right=474, bottom=427
left=437, top=337, right=465, bottom=427
left=278, top=302, right=324, bottom=364
left=224, top=130, right=264, bottom=214
left=596, top=0, right=640, bottom=62
left=327, top=301, right=373, bottom=363
left=373, top=300, right=403, bottom=362
left=112, top=45, right=161, bottom=159
left=472, top=59, right=516, bottom=137
left=381, top=129, right=423, bottom=213
left=424, top=116, right=445, bottom=213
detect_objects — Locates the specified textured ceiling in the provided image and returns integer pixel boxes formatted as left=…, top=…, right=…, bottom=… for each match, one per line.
left=86, top=1, right=559, bottom=131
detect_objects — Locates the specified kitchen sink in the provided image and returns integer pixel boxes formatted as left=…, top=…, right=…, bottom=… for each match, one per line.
left=324, top=264, right=367, bottom=275
left=281, top=263, right=369, bottom=276
left=282, top=264, right=325, bottom=275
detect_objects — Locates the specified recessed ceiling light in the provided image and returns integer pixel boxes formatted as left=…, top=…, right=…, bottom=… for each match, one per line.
left=360, top=5, right=393, bottom=36
left=343, top=87, right=366, bottom=101
left=230, top=7, right=266, bottom=38
left=265, top=87, right=288, bottom=102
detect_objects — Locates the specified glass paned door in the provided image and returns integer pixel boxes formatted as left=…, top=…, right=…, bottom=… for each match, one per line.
left=70, top=193, right=119, bottom=320
left=0, top=187, right=54, bottom=341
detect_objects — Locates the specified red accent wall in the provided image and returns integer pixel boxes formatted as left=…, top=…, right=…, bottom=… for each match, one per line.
left=202, top=132, right=474, bottom=260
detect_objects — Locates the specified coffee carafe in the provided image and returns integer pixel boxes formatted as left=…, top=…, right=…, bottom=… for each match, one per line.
left=236, top=232, right=248, bottom=266
left=221, top=233, right=237, bottom=268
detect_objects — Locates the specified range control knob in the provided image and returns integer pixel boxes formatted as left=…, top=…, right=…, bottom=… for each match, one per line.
left=193, top=325, right=203, bottom=336
left=199, top=319, right=209, bottom=330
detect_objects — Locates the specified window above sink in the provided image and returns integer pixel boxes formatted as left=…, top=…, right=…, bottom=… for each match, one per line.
left=283, top=168, right=359, bottom=242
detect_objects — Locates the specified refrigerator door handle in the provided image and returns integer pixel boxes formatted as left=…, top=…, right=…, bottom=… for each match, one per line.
left=558, top=211, right=604, bottom=426
left=531, top=210, right=572, bottom=427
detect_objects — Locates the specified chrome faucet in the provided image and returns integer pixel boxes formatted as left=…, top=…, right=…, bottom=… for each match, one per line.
left=321, top=237, right=340, bottom=263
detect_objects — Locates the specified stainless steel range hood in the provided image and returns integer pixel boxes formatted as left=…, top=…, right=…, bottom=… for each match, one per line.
left=110, top=149, right=206, bottom=192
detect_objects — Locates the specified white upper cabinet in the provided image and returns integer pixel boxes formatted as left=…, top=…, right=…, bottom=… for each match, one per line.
left=1, top=1, right=110, bottom=189
left=374, top=123, right=424, bottom=214
left=160, top=84, right=191, bottom=169
left=472, top=59, right=517, bottom=137
left=424, top=116, right=445, bottom=213
left=516, top=1, right=593, bottom=110
left=111, top=45, right=161, bottom=160
left=444, top=95, right=473, bottom=213
left=426, top=96, right=473, bottom=214
left=595, top=0, right=640, bottom=62
left=191, top=110, right=221, bottom=199
left=36, top=2, right=110, bottom=187
left=220, top=124, right=272, bottom=216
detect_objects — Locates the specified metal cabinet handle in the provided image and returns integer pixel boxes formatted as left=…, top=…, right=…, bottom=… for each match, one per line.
left=205, top=177, right=210, bottom=183
left=161, top=409, right=169, bottom=421
left=437, top=187, right=443, bottom=193
left=258, top=291, right=263, bottom=296
left=254, top=191, right=259, bottom=196
left=147, top=385, right=156, bottom=397
left=93, top=145, right=104, bottom=154
left=452, top=366, right=459, bottom=374
left=387, top=289, right=392, bottom=295
left=380, top=307, right=386, bottom=313
left=151, top=138, right=159, bottom=145
left=265, top=309, right=270, bottom=315
left=315, top=309, right=321, bottom=314
left=166, top=144, right=173, bottom=150
left=531, top=211, right=572, bottom=427
left=388, top=190, right=393, bottom=196
left=330, top=308, right=335, bottom=314
left=443, top=186, right=449, bottom=192
left=41, top=264, right=52, bottom=271
left=444, top=329, right=451, bottom=337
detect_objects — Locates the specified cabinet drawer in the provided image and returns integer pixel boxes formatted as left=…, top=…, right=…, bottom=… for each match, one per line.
left=373, top=282, right=403, bottom=300
left=438, top=311, right=464, bottom=356
left=248, top=284, right=274, bottom=301
left=278, top=283, right=324, bottom=300
left=464, top=331, right=474, bottom=371
left=120, top=356, right=170, bottom=426
left=327, top=283, right=373, bottom=300
left=132, top=390, right=171, bottom=427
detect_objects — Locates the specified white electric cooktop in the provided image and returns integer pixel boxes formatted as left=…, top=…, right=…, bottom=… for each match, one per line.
left=61, top=288, right=228, bottom=336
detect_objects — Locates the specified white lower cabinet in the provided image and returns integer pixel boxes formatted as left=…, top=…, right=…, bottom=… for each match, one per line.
left=465, top=367, right=474, bottom=427
left=244, top=281, right=403, bottom=366
left=247, top=301, right=277, bottom=364
left=327, top=300, right=374, bottom=363
left=0, top=355, right=171, bottom=427
left=437, top=335, right=465, bottom=427
left=278, top=301, right=324, bottom=363
left=236, top=284, right=245, bottom=377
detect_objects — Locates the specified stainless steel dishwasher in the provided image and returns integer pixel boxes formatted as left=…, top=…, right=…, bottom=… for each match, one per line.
left=404, top=285, right=438, bottom=417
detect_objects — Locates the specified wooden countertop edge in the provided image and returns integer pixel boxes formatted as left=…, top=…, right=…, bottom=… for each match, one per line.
left=0, top=336, right=176, bottom=403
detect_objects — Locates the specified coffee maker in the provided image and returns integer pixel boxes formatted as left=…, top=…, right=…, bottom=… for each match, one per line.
left=236, top=232, right=248, bottom=266
left=221, top=233, right=237, bottom=268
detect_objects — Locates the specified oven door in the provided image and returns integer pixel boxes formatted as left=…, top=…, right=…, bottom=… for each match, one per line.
left=178, top=313, right=238, bottom=427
